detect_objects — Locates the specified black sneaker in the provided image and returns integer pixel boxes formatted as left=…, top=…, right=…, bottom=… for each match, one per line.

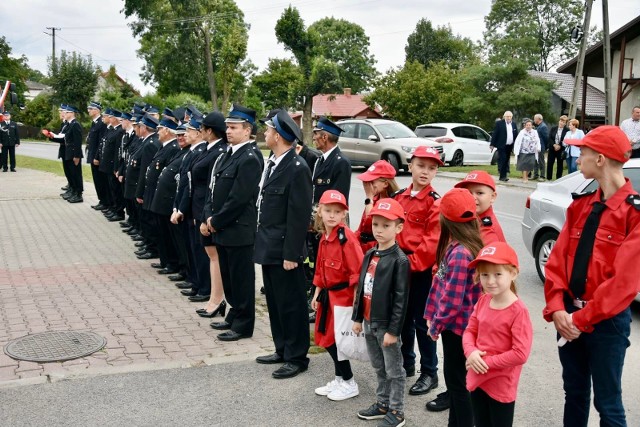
left=377, top=410, right=405, bottom=427
left=357, top=402, right=388, bottom=420
left=425, top=391, right=450, bottom=412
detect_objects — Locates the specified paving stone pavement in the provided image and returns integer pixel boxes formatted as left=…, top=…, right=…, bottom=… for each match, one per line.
left=0, top=168, right=277, bottom=385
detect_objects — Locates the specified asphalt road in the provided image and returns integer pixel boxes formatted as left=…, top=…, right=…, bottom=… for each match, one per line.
left=3, top=143, right=640, bottom=426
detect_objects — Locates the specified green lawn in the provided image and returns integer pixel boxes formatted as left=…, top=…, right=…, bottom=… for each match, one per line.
left=16, top=155, right=93, bottom=181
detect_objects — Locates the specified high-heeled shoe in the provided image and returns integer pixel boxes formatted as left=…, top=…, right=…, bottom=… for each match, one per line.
left=196, top=300, right=227, bottom=318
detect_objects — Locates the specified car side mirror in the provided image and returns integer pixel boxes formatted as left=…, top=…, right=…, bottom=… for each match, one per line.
left=368, top=134, right=379, bottom=142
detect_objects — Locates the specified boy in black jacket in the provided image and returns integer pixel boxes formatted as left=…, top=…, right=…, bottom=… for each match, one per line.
left=353, top=198, right=410, bottom=427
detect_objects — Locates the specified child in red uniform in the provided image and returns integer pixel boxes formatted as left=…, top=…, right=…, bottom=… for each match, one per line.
left=355, top=160, right=400, bottom=253
left=454, top=170, right=506, bottom=244
left=392, top=146, right=444, bottom=398
left=312, top=190, right=364, bottom=401
left=464, top=242, right=533, bottom=427
left=424, top=188, right=484, bottom=427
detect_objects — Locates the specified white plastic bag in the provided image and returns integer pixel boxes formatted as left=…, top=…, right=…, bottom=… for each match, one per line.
left=334, top=305, right=369, bottom=362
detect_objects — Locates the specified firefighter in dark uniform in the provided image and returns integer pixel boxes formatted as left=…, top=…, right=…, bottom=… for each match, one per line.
left=117, top=112, right=138, bottom=229
left=85, top=101, right=108, bottom=210
left=253, top=110, right=313, bottom=378
left=202, top=105, right=262, bottom=342
left=43, top=105, right=71, bottom=194
left=61, top=105, right=84, bottom=203
left=543, top=126, right=640, bottom=427
left=100, top=110, right=125, bottom=221
left=1, top=111, right=20, bottom=172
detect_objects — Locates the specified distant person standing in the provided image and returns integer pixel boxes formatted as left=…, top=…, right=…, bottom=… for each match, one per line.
left=62, top=106, right=84, bottom=203
left=490, top=111, right=518, bottom=182
left=85, top=102, right=108, bottom=209
left=546, top=116, right=569, bottom=180
left=0, top=111, right=19, bottom=172
left=565, top=119, right=584, bottom=174
left=514, top=119, right=541, bottom=183
left=533, top=114, right=548, bottom=181
left=621, top=106, right=640, bottom=158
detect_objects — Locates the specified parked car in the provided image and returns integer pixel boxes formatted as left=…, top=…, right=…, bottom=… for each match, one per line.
left=521, top=158, right=640, bottom=301
left=414, top=123, right=497, bottom=166
left=336, top=118, right=444, bottom=172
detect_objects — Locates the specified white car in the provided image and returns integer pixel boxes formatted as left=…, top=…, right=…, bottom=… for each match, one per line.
left=521, top=159, right=640, bottom=301
left=415, top=123, right=497, bottom=166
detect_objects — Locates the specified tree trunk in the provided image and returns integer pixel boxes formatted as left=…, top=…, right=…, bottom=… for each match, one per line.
left=203, top=28, right=218, bottom=111
left=302, top=93, right=314, bottom=146
left=221, top=80, right=229, bottom=115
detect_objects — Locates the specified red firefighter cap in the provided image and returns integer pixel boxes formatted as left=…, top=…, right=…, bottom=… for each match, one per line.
left=564, top=125, right=631, bottom=163
left=369, top=198, right=405, bottom=221
left=440, top=188, right=477, bottom=223
left=411, top=146, right=444, bottom=166
left=358, top=160, right=397, bottom=181
left=469, top=241, right=519, bottom=269
left=454, top=170, right=496, bottom=192
left=318, top=190, right=348, bottom=210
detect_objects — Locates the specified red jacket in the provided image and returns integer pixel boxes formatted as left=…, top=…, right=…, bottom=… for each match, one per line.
left=543, top=179, right=640, bottom=332
left=355, top=194, right=381, bottom=254
left=394, top=184, right=441, bottom=272
left=479, top=206, right=506, bottom=244
left=313, top=224, right=364, bottom=347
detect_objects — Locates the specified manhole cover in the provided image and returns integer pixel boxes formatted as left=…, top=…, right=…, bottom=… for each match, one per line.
left=4, top=331, right=106, bottom=363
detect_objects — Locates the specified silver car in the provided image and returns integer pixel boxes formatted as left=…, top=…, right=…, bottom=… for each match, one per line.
left=521, top=158, right=640, bottom=301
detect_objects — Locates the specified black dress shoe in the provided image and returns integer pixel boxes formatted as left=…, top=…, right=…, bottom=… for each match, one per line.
left=131, top=235, right=145, bottom=242
left=426, top=391, right=450, bottom=412
left=108, top=214, right=125, bottom=222
left=168, top=273, right=186, bottom=281
left=137, top=252, right=158, bottom=260
left=188, top=294, right=211, bottom=302
left=272, top=362, right=307, bottom=379
left=119, top=221, right=130, bottom=227
left=210, top=321, right=231, bottom=330
left=181, top=289, right=198, bottom=297
left=217, top=330, right=251, bottom=342
left=158, top=268, right=178, bottom=275
left=100, top=206, right=111, bottom=212
left=10, top=169, right=16, bottom=172
left=196, top=301, right=227, bottom=318
left=127, top=228, right=139, bottom=236
left=91, top=203, right=105, bottom=210
left=67, top=194, right=83, bottom=203
left=256, top=353, right=284, bottom=365
left=61, top=185, right=69, bottom=191
left=175, top=282, right=194, bottom=289
left=121, top=227, right=133, bottom=233
left=134, top=249, right=148, bottom=256
left=150, top=262, right=163, bottom=269
left=134, top=241, right=147, bottom=248
left=404, top=365, right=415, bottom=378
left=409, top=373, right=438, bottom=395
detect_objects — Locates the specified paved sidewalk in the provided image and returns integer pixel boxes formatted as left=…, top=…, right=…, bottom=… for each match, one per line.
left=0, top=168, right=275, bottom=385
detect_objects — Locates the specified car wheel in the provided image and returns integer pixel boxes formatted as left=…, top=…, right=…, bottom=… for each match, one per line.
left=386, top=153, right=400, bottom=173
left=491, top=150, right=498, bottom=165
left=450, top=150, right=464, bottom=166
left=534, top=230, right=558, bottom=283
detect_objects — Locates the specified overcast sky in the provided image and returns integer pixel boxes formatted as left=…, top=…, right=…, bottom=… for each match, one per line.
left=2, top=0, right=638, bottom=95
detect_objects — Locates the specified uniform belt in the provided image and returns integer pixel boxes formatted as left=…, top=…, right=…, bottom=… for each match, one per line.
left=316, top=282, right=349, bottom=334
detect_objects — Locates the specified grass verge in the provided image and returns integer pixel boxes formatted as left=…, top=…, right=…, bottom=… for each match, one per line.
left=16, top=155, right=93, bottom=181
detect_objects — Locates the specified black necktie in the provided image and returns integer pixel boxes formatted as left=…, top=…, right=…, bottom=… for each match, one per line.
left=264, top=159, right=275, bottom=180
left=313, top=156, right=325, bottom=178
left=569, top=201, right=607, bottom=299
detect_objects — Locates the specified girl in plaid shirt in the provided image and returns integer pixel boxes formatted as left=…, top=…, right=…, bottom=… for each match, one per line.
left=424, top=188, right=484, bottom=427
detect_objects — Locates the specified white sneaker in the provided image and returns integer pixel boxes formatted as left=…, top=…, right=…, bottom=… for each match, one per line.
left=315, top=377, right=342, bottom=396
left=327, top=378, right=359, bottom=401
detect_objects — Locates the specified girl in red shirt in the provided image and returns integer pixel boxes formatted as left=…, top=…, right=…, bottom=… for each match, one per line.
left=464, top=242, right=533, bottom=427
left=355, top=160, right=400, bottom=253
left=311, top=190, right=364, bottom=401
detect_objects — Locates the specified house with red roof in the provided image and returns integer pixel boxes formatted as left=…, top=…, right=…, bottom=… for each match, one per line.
left=291, top=88, right=382, bottom=127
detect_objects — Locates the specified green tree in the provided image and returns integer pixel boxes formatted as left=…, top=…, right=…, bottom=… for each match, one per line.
left=365, top=61, right=467, bottom=129
left=405, top=19, right=478, bottom=70
left=0, top=36, right=29, bottom=105
left=459, top=62, right=555, bottom=130
left=124, top=0, right=248, bottom=111
left=250, top=58, right=304, bottom=111
left=48, top=50, right=98, bottom=116
left=484, top=0, right=595, bottom=71
left=309, top=17, right=377, bottom=93
left=21, top=93, right=55, bottom=129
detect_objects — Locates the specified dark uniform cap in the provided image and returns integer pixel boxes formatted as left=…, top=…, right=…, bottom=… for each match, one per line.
left=266, top=110, right=302, bottom=143
left=64, top=105, right=79, bottom=113
left=88, top=101, right=102, bottom=110
left=175, top=123, right=187, bottom=135
left=225, top=104, right=256, bottom=126
left=133, top=105, right=145, bottom=115
left=184, top=116, right=202, bottom=131
left=132, top=114, right=143, bottom=124
left=140, top=115, right=159, bottom=130
left=146, top=105, right=160, bottom=114
left=58, top=104, right=67, bottom=111
left=103, top=108, right=113, bottom=117
left=313, top=116, right=344, bottom=137
left=121, top=112, right=133, bottom=121
left=185, top=105, right=203, bottom=119
left=157, top=118, right=178, bottom=131
left=259, top=108, right=282, bottom=124
left=162, top=107, right=175, bottom=118
left=173, top=107, right=186, bottom=122
left=111, top=109, right=122, bottom=119
left=201, top=112, right=227, bottom=136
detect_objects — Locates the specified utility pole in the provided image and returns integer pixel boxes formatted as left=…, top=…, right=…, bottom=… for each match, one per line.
left=568, top=0, right=593, bottom=120
left=44, top=27, right=61, bottom=75
left=602, top=0, right=612, bottom=124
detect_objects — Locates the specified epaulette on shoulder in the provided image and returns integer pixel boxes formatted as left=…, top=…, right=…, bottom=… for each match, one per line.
left=390, top=188, right=407, bottom=199
left=626, top=194, right=640, bottom=211
left=481, top=216, right=493, bottom=226
left=571, top=189, right=596, bottom=200
left=337, top=226, right=347, bottom=245
left=429, top=191, right=441, bottom=200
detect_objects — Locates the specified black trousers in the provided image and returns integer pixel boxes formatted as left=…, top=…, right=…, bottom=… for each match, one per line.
left=108, top=174, right=125, bottom=214
left=262, top=263, right=309, bottom=368
left=442, top=330, right=474, bottom=427
left=91, top=164, right=110, bottom=204
left=66, top=159, right=83, bottom=193
left=155, top=213, right=179, bottom=269
left=219, top=245, right=255, bottom=336
left=168, top=220, right=189, bottom=276
left=546, top=146, right=564, bottom=180
left=1, top=145, right=16, bottom=170
left=470, top=387, right=515, bottom=427
left=139, top=208, right=158, bottom=253
left=326, top=344, right=353, bottom=381
left=61, top=158, right=71, bottom=187
left=497, top=145, right=513, bottom=180
left=190, top=220, right=211, bottom=295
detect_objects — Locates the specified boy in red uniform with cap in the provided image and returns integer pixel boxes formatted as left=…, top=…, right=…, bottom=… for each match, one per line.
left=454, top=170, right=506, bottom=244
left=391, top=146, right=443, bottom=398
left=543, top=125, right=640, bottom=427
